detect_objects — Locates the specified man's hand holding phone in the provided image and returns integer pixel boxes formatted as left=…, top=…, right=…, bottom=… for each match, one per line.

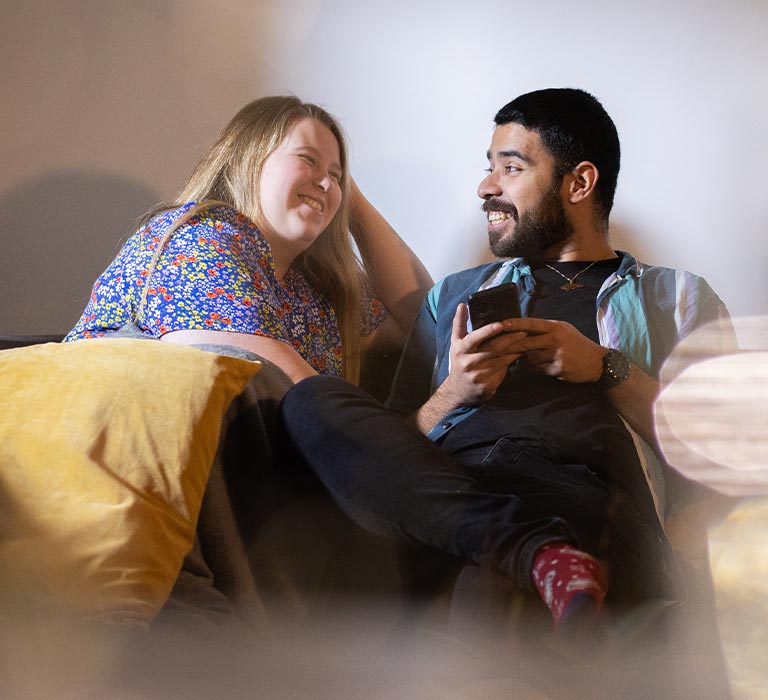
left=441, top=297, right=527, bottom=406
left=414, top=289, right=527, bottom=433
left=467, top=282, right=521, bottom=329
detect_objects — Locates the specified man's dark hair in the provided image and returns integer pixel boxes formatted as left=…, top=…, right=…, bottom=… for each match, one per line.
left=495, top=88, right=620, bottom=222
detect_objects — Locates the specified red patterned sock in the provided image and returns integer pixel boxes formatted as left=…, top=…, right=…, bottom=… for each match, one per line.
left=531, top=543, right=608, bottom=630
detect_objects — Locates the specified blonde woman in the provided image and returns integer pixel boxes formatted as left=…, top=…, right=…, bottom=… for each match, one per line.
left=66, top=96, right=432, bottom=384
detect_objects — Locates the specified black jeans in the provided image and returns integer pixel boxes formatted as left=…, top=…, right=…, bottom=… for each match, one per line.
left=279, top=375, right=675, bottom=601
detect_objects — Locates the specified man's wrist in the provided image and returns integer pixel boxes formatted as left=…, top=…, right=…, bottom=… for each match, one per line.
left=591, top=348, right=631, bottom=392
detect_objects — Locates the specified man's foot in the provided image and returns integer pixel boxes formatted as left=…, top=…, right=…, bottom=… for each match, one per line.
left=531, top=543, right=608, bottom=632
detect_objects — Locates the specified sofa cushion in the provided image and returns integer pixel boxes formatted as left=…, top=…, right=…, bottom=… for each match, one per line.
left=0, top=338, right=260, bottom=624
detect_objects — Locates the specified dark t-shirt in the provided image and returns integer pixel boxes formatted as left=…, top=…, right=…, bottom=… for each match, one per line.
left=440, top=258, right=642, bottom=489
left=528, top=258, right=621, bottom=343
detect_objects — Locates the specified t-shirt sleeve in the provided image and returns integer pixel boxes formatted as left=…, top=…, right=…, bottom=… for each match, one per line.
left=65, top=234, right=145, bottom=340
left=359, top=286, right=390, bottom=336
left=137, top=211, right=289, bottom=341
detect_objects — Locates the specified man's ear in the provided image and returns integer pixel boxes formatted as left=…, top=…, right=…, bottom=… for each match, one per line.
left=566, top=161, right=599, bottom=204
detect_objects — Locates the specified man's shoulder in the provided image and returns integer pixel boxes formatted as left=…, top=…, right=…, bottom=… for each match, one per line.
left=615, top=254, right=729, bottom=342
left=438, top=261, right=506, bottom=290
left=615, top=253, right=719, bottom=302
left=618, top=251, right=706, bottom=281
left=427, top=262, right=506, bottom=314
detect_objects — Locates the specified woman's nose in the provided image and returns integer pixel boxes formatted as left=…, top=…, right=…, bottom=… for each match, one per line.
left=315, top=172, right=332, bottom=191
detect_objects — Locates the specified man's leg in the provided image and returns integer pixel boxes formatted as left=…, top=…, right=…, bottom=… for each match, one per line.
left=280, top=375, right=584, bottom=593
left=455, top=435, right=674, bottom=604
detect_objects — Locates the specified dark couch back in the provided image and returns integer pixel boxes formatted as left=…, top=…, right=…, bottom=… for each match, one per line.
left=0, top=335, right=65, bottom=351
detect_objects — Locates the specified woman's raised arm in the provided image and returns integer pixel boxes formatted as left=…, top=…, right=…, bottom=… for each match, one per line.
left=349, top=180, right=433, bottom=346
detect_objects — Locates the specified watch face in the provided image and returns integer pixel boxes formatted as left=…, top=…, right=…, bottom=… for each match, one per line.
left=612, top=350, right=630, bottom=379
left=597, top=349, right=631, bottom=391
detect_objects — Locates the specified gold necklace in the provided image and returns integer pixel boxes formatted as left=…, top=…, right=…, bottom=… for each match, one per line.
left=543, top=259, right=601, bottom=292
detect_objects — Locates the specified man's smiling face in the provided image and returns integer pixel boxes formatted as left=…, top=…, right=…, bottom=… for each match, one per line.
left=478, top=122, right=573, bottom=259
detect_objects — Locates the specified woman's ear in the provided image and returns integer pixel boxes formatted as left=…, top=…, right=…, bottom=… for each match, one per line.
left=566, top=161, right=599, bottom=204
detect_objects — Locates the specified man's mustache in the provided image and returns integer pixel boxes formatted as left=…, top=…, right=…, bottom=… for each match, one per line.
left=482, top=198, right=519, bottom=222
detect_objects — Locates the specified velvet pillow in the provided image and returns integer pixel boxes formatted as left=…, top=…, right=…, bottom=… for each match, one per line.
left=0, top=338, right=260, bottom=624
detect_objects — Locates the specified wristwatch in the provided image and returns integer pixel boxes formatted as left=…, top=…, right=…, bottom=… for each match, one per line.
left=592, top=348, right=631, bottom=392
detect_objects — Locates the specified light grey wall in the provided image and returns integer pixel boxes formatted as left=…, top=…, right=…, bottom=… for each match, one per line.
left=2, top=0, right=766, bottom=335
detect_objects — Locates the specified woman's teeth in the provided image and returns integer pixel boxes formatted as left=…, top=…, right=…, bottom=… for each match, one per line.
left=299, top=195, right=323, bottom=212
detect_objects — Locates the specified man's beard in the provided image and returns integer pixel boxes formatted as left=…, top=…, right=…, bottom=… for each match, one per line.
left=485, top=178, right=573, bottom=259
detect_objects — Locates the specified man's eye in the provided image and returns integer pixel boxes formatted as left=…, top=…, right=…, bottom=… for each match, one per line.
left=505, top=165, right=520, bottom=173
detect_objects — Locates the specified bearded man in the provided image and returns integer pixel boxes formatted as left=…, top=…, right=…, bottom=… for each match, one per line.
left=279, top=88, right=734, bottom=635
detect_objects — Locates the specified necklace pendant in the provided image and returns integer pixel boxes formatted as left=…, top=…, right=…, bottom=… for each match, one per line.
left=560, top=281, right=584, bottom=292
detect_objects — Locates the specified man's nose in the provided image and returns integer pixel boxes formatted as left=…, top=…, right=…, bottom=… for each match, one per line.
left=477, top=171, right=501, bottom=199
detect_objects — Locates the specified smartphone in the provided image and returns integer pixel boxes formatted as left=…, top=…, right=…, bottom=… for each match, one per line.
left=467, top=283, right=521, bottom=329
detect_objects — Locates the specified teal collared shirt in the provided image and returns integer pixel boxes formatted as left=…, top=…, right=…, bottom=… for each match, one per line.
left=388, top=251, right=734, bottom=520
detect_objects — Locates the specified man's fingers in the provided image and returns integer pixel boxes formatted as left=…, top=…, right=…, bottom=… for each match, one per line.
left=522, top=349, right=563, bottom=377
left=501, top=317, right=555, bottom=335
left=463, top=352, right=523, bottom=374
left=492, top=352, right=524, bottom=368
left=452, top=303, right=469, bottom=341
left=479, top=331, right=528, bottom=353
left=524, top=348, right=557, bottom=365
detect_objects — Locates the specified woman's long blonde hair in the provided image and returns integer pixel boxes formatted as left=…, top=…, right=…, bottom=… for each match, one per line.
left=153, top=96, right=366, bottom=382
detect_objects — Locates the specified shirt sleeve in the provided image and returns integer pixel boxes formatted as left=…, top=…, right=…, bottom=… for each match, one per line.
left=658, top=272, right=738, bottom=383
left=134, top=209, right=290, bottom=341
left=65, top=233, right=145, bottom=340
left=359, top=286, right=390, bottom=336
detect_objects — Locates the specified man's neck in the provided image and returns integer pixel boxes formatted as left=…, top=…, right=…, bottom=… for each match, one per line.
left=542, top=227, right=616, bottom=262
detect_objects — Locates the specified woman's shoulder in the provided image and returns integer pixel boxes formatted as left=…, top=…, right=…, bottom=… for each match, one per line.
left=144, top=202, right=259, bottom=235
left=193, top=203, right=260, bottom=235
left=131, top=202, right=273, bottom=281
left=144, top=201, right=199, bottom=230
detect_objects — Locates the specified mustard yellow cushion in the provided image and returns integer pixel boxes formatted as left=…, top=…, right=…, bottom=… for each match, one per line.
left=0, top=338, right=260, bottom=624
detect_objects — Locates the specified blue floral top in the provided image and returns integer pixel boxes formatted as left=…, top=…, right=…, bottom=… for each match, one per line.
left=65, top=203, right=387, bottom=376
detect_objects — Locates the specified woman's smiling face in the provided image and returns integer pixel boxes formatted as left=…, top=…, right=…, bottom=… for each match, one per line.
left=257, top=117, right=343, bottom=268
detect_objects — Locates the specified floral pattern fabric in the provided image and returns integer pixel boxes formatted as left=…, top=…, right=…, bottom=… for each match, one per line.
left=66, top=203, right=387, bottom=376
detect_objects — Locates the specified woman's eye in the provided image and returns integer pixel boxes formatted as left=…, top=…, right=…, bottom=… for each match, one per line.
left=300, top=154, right=315, bottom=165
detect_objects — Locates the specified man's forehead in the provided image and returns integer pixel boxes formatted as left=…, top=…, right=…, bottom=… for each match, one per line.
left=487, top=122, right=544, bottom=160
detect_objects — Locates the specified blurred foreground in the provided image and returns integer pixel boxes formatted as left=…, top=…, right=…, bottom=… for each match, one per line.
left=0, top=587, right=739, bottom=700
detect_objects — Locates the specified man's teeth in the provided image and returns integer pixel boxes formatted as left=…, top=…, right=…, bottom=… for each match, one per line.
left=487, top=211, right=513, bottom=223
left=299, top=195, right=323, bottom=212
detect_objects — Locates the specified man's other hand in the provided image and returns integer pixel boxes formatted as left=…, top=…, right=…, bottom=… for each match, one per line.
left=500, top=317, right=606, bottom=383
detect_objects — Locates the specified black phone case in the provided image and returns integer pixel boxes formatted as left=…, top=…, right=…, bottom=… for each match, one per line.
left=468, top=283, right=521, bottom=328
